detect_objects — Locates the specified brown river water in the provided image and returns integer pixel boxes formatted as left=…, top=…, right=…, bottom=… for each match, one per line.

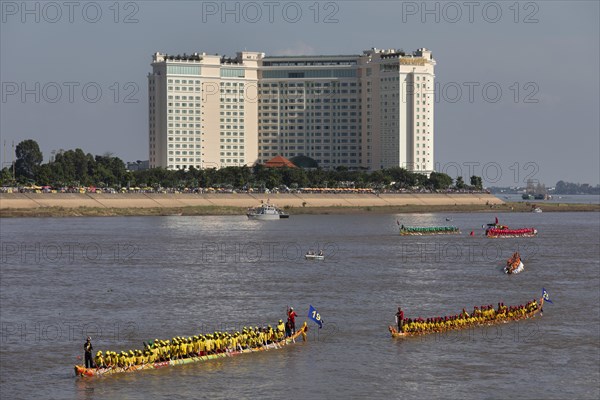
left=1, top=212, right=599, bottom=399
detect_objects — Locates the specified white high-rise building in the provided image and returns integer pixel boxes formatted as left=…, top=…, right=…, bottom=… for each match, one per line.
left=148, top=48, right=435, bottom=173
left=360, top=48, right=435, bottom=172
left=148, top=51, right=262, bottom=170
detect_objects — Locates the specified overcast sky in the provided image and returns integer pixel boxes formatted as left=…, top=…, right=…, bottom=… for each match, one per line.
left=1, top=1, right=598, bottom=186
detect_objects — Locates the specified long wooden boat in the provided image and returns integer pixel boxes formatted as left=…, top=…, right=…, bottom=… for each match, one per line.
left=485, top=227, right=537, bottom=238
left=75, top=322, right=308, bottom=377
left=399, top=226, right=460, bottom=236
left=388, top=298, right=543, bottom=338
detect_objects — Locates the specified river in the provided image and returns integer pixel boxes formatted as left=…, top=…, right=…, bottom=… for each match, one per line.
left=1, top=212, right=599, bottom=399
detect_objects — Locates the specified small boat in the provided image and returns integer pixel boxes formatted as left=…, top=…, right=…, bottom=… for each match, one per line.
left=505, top=252, right=524, bottom=274
left=532, top=207, right=542, bottom=213
left=247, top=202, right=289, bottom=220
left=399, top=225, right=459, bottom=236
left=75, top=322, right=308, bottom=378
left=504, top=261, right=524, bottom=274
left=305, top=253, right=325, bottom=260
left=388, top=297, right=543, bottom=339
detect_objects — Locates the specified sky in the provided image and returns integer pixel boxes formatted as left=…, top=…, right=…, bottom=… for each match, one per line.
left=1, top=0, right=599, bottom=187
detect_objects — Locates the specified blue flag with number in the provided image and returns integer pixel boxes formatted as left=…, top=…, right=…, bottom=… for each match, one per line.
left=542, top=288, right=553, bottom=303
left=308, top=305, right=323, bottom=328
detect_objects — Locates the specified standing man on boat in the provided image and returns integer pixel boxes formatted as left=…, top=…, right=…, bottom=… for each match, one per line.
left=84, top=337, right=94, bottom=368
left=287, top=307, right=298, bottom=334
left=396, top=307, right=404, bottom=331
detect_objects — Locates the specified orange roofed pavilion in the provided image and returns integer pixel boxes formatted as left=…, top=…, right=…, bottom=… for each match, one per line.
left=263, top=155, right=297, bottom=168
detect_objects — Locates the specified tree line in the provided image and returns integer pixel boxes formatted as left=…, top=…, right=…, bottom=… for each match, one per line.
left=1, top=140, right=484, bottom=191
left=554, top=181, right=600, bottom=195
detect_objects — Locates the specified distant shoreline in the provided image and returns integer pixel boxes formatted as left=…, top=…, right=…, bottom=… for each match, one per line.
left=0, top=193, right=597, bottom=217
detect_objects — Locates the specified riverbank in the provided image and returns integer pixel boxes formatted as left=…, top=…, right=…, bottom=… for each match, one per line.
left=0, top=192, right=597, bottom=217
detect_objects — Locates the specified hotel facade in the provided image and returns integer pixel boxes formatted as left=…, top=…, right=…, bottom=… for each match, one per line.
left=148, top=48, right=435, bottom=173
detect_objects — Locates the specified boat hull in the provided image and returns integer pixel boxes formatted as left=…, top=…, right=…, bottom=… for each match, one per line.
left=504, top=261, right=525, bottom=274
left=305, top=255, right=324, bottom=260
left=400, top=230, right=460, bottom=236
left=486, top=228, right=537, bottom=238
left=487, top=233, right=537, bottom=238
left=399, top=226, right=460, bottom=236
left=247, top=213, right=282, bottom=220
left=389, top=298, right=543, bottom=338
left=75, top=323, right=307, bottom=377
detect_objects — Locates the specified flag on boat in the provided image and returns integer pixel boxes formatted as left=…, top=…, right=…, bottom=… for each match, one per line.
left=308, top=305, right=323, bottom=328
left=542, top=288, right=553, bottom=303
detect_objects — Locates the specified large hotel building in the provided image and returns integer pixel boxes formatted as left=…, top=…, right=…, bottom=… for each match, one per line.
left=148, top=48, right=435, bottom=173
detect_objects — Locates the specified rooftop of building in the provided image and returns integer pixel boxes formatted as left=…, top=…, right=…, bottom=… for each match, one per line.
left=263, top=54, right=360, bottom=59
left=263, top=155, right=297, bottom=168
left=152, top=48, right=432, bottom=64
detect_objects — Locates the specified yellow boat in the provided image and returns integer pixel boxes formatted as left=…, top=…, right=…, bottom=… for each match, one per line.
left=389, top=298, right=543, bottom=338
left=75, top=322, right=308, bottom=377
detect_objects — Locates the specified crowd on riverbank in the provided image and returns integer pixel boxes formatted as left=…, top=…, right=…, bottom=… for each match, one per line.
left=1, top=185, right=490, bottom=195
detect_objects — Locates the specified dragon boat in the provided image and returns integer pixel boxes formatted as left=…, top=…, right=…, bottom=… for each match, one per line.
left=485, top=226, right=537, bottom=238
left=399, top=225, right=460, bottom=236
left=388, top=298, right=543, bottom=338
left=484, top=217, right=537, bottom=238
left=75, top=322, right=308, bottom=378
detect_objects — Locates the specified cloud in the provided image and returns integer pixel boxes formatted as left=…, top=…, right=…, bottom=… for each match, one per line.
left=272, top=41, right=316, bottom=56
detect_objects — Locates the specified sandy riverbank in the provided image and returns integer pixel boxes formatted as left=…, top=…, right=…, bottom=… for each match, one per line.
left=0, top=193, right=597, bottom=217
left=1, top=192, right=501, bottom=209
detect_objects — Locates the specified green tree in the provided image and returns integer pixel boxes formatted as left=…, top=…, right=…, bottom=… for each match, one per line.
left=281, top=167, right=308, bottom=188
left=252, top=164, right=283, bottom=189
left=455, top=176, right=466, bottom=189
left=15, top=139, right=43, bottom=181
left=470, top=175, right=483, bottom=190
left=52, top=149, right=90, bottom=186
left=386, top=167, right=418, bottom=188
left=34, top=164, right=54, bottom=186
left=369, top=170, right=392, bottom=187
left=428, top=172, right=453, bottom=190
left=202, top=168, right=218, bottom=188
left=266, top=171, right=282, bottom=189
left=306, top=168, right=328, bottom=188
left=415, top=173, right=430, bottom=187
left=0, top=167, right=14, bottom=186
